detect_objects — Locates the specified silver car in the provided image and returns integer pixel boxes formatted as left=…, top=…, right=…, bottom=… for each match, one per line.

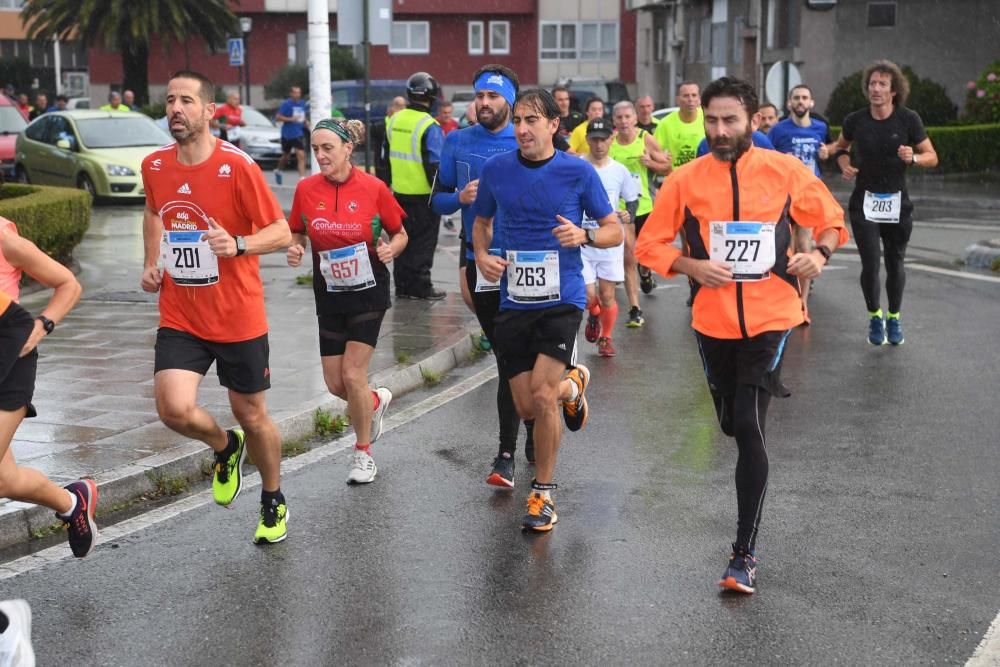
left=237, top=106, right=283, bottom=165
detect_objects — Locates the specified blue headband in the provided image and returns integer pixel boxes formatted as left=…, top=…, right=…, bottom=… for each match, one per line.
left=474, top=71, right=515, bottom=107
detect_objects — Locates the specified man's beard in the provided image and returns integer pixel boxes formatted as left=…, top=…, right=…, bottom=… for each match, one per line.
left=170, top=116, right=202, bottom=144
left=792, top=106, right=808, bottom=119
left=709, top=127, right=753, bottom=162
left=477, top=104, right=509, bottom=131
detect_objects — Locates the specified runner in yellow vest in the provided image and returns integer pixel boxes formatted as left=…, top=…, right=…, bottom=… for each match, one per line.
left=608, top=101, right=671, bottom=327
left=654, top=81, right=704, bottom=168
left=569, top=97, right=607, bottom=155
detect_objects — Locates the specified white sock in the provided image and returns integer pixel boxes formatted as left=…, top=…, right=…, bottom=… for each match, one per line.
left=58, top=490, right=77, bottom=518
left=566, top=381, right=579, bottom=403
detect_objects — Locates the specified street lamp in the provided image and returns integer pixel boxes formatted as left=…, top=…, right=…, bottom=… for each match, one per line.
left=240, top=17, right=253, bottom=106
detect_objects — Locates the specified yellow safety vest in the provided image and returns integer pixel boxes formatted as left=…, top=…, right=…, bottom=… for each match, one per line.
left=387, top=108, right=437, bottom=195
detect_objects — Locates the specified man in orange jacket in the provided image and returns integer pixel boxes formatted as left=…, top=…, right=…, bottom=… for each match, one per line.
left=636, top=77, right=848, bottom=595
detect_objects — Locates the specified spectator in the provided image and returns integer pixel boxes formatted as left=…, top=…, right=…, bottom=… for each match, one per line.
left=14, top=94, right=31, bottom=120
left=122, top=89, right=136, bottom=109
left=29, top=93, right=48, bottom=120
left=436, top=100, right=459, bottom=135
left=211, top=89, right=246, bottom=145
left=52, top=95, right=68, bottom=112
left=100, top=91, right=129, bottom=112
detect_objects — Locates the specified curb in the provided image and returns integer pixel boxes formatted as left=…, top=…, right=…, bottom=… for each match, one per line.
left=0, top=324, right=479, bottom=553
left=962, top=239, right=1000, bottom=269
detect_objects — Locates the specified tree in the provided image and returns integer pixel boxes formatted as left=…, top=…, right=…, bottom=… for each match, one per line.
left=20, top=0, right=237, bottom=105
left=264, top=49, right=364, bottom=102
left=826, top=66, right=956, bottom=126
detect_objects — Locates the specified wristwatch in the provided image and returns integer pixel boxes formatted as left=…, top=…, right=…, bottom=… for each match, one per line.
left=584, top=228, right=597, bottom=246
left=235, top=236, right=247, bottom=256
left=814, top=244, right=833, bottom=264
left=36, top=315, right=55, bottom=334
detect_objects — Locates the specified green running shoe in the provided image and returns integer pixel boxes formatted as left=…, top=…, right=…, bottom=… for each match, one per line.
left=212, top=428, right=247, bottom=506
left=254, top=499, right=288, bottom=545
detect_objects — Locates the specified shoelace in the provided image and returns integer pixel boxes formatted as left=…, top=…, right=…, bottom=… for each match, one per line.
left=261, top=503, right=284, bottom=528
left=214, top=451, right=232, bottom=483
left=526, top=493, right=548, bottom=517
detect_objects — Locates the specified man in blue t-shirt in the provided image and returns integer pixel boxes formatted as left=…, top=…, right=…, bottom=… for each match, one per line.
left=472, top=88, right=621, bottom=533
left=767, top=84, right=834, bottom=319
left=431, top=65, right=528, bottom=487
left=274, top=85, right=310, bottom=184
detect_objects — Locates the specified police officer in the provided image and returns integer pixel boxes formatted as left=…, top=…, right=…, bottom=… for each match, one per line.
left=386, top=72, right=446, bottom=300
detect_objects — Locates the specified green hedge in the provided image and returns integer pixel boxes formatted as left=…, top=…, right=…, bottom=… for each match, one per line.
left=828, top=123, right=1000, bottom=173
left=0, top=184, right=91, bottom=263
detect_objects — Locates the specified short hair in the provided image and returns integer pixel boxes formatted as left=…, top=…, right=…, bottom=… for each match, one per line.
left=473, top=64, right=520, bottom=95
left=635, top=95, right=654, bottom=105
left=585, top=97, right=605, bottom=113
left=677, top=80, right=700, bottom=94
left=759, top=102, right=778, bottom=114
left=862, top=59, right=909, bottom=107
left=109, top=91, right=121, bottom=100
left=551, top=85, right=570, bottom=97
left=514, top=88, right=561, bottom=120
left=788, top=84, right=813, bottom=98
left=438, top=101, right=453, bottom=109
left=56, top=94, right=68, bottom=103
left=701, top=76, right=759, bottom=117
left=169, top=70, right=215, bottom=104
left=613, top=100, right=636, bottom=115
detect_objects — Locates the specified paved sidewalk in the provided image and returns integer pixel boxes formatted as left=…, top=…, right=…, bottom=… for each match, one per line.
left=1, top=228, right=478, bottom=551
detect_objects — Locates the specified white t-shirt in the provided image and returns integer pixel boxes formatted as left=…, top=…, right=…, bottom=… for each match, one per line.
left=581, top=158, right=638, bottom=261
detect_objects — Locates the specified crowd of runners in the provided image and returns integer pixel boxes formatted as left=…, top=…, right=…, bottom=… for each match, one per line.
left=0, top=58, right=940, bottom=654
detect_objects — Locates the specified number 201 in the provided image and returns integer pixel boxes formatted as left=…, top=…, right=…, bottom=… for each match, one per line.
left=172, top=247, right=201, bottom=269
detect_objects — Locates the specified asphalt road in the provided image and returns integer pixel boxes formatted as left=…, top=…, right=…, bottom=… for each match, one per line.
left=3, top=248, right=998, bottom=665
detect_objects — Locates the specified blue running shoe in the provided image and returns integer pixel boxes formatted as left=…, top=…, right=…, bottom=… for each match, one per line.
left=886, top=316, right=904, bottom=345
left=719, top=544, right=758, bottom=594
left=867, top=315, right=886, bottom=346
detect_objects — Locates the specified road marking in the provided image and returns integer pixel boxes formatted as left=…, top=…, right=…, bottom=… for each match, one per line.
left=967, top=612, right=1000, bottom=666
left=0, top=364, right=499, bottom=581
left=834, top=255, right=1000, bottom=284
left=914, top=220, right=1000, bottom=233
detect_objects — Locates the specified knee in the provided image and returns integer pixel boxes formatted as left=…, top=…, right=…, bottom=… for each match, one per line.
left=531, top=385, right=559, bottom=416
left=157, top=398, right=196, bottom=433
left=340, top=363, right=369, bottom=392
left=231, top=401, right=270, bottom=432
left=324, top=375, right=346, bottom=399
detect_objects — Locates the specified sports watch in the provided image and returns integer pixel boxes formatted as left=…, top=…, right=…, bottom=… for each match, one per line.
left=814, top=244, right=833, bottom=264
left=584, top=228, right=597, bottom=246
left=235, top=236, right=247, bottom=256
left=36, top=315, right=55, bottom=334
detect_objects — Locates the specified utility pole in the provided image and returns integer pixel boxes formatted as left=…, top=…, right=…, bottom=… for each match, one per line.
left=307, top=0, right=332, bottom=175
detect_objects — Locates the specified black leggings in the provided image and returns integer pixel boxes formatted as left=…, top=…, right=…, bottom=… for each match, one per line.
left=465, top=261, right=521, bottom=455
left=850, top=215, right=913, bottom=314
left=712, top=383, right=771, bottom=552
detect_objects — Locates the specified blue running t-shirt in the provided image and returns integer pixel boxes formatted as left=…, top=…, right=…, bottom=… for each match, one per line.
left=473, top=150, right=613, bottom=311
left=767, top=117, right=830, bottom=176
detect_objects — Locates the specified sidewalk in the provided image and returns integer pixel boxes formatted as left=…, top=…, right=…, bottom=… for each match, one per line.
left=1, top=227, right=478, bottom=551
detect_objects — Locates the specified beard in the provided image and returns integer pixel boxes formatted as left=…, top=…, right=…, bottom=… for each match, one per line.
left=477, top=103, right=509, bottom=131
left=169, top=115, right=203, bottom=145
left=709, top=127, right=753, bottom=162
left=792, top=106, right=809, bottom=119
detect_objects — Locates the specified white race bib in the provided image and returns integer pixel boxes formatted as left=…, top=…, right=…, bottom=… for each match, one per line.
left=506, top=250, right=560, bottom=303
left=161, top=231, right=219, bottom=286
left=474, top=264, right=500, bottom=293
left=863, top=191, right=902, bottom=224
left=709, top=222, right=776, bottom=282
left=318, top=242, right=376, bottom=292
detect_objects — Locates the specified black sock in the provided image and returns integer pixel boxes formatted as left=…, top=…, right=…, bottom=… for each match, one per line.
left=218, top=430, right=239, bottom=458
left=261, top=488, right=284, bottom=506
left=0, top=611, right=8, bottom=633
left=524, top=419, right=535, bottom=443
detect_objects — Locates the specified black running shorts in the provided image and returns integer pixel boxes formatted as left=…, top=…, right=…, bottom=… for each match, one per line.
left=281, top=136, right=306, bottom=153
left=0, top=302, right=38, bottom=418
left=154, top=327, right=271, bottom=394
left=492, top=304, right=582, bottom=379
left=694, top=329, right=792, bottom=398
left=317, top=310, right=385, bottom=356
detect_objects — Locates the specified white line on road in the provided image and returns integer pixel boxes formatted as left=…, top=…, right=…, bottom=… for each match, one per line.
left=833, top=254, right=1000, bottom=284
left=967, top=612, right=1000, bottom=666
left=0, top=364, right=499, bottom=582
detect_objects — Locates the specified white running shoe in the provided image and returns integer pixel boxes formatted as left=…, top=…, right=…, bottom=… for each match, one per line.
left=371, top=387, right=392, bottom=443
left=0, top=599, right=34, bottom=667
left=347, top=450, right=378, bottom=484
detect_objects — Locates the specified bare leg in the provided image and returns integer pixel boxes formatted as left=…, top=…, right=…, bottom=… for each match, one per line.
left=0, top=408, right=72, bottom=513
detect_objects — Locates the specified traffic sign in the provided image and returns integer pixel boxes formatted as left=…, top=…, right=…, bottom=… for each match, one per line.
left=228, top=38, right=245, bottom=67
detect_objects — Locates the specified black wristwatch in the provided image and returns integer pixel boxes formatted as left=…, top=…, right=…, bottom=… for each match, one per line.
left=36, top=315, right=55, bottom=334
left=814, top=244, right=833, bottom=264
left=235, top=236, right=247, bottom=256
left=584, top=228, right=597, bottom=246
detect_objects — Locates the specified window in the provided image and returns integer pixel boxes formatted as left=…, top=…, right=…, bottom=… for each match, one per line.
left=390, top=21, right=430, bottom=54
left=654, top=27, right=666, bottom=63
left=489, top=21, right=510, bottom=55
left=468, top=21, right=484, bottom=55
left=0, top=0, right=26, bottom=10
left=867, top=2, right=896, bottom=27
left=540, top=21, right=615, bottom=61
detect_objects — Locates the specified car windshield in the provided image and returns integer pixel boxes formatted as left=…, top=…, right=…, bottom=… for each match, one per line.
left=241, top=106, right=274, bottom=128
left=0, top=106, right=27, bottom=133
left=333, top=86, right=405, bottom=109
left=75, top=117, right=170, bottom=148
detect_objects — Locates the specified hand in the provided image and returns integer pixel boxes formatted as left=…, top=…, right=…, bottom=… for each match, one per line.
left=552, top=214, right=585, bottom=248
left=617, top=209, right=631, bottom=225
left=141, top=265, right=162, bottom=293
left=818, top=143, right=830, bottom=161
left=204, top=217, right=236, bottom=258
left=838, top=155, right=858, bottom=181
left=691, top=260, right=734, bottom=288
left=18, top=319, right=46, bottom=357
left=639, top=151, right=654, bottom=168
left=286, top=243, right=306, bottom=267
left=376, top=237, right=394, bottom=264
left=897, top=144, right=915, bottom=164
left=787, top=251, right=826, bottom=279
left=475, top=253, right=508, bottom=283
left=459, top=179, right=479, bottom=206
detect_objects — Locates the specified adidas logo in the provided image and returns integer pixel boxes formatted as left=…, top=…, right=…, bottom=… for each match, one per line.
left=557, top=343, right=567, bottom=350
left=218, top=163, right=232, bottom=177
left=177, top=182, right=192, bottom=194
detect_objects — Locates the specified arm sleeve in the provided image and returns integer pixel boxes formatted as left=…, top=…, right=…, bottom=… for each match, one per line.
left=907, top=109, right=928, bottom=144
left=754, top=131, right=775, bottom=150
left=841, top=112, right=856, bottom=142
left=696, top=138, right=709, bottom=157
left=787, top=167, right=849, bottom=247
left=288, top=188, right=305, bottom=234
left=421, top=123, right=444, bottom=186
left=431, top=132, right=462, bottom=216
left=634, top=174, right=685, bottom=277
left=377, top=181, right=407, bottom=234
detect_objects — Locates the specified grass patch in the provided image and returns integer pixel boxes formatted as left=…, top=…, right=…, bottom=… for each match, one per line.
left=314, top=408, right=349, bottom=437
left=992, top=256, right=1000, bottom=273
left=31, top=523, right=63, bottom=540
left=421, top=367, right=442, bottom=386
left=282, top=437, right=310, bottom=458
left=146, top=471, right=190, bottom=497
left=295, top=271, right=313, bottom=286
left=395, top=351, right=411, bottom=364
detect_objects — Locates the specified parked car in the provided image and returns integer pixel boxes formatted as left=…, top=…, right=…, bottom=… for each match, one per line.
left=237, top=105, right=283, bottom=166
left=0, top=95, right=27, bottom=180
left=15, top=110, right=171, bottom=201
left=331, top=79, right=408, bottom=122
left=652, top=106, right=680, bottom=121
left=66, top=97, right=92, bottom=110
left=558, top=78, right=630, bottom=115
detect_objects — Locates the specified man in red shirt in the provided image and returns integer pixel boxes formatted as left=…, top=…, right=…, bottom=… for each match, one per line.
left=141, top=70, right=292, bottom=545
left=435, top=100, right=459, bottom=135
left=211, top=89, right=246, bottom=146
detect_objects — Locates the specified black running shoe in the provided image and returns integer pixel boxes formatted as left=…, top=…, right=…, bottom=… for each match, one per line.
left=719, top=544, right=758, bottom=594
left=486, top=454, right=515, bottom=488
left=639, top=267, right=655, bottom=294
left=60, top=480, right=98, bottom=558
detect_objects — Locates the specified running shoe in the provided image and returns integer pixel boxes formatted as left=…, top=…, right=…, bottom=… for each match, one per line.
left=59, top=479, right=98, bottom=558
left=443, top=216, right=456, bottom=232
left=886, top=316, right=904, bottom=345
left=719, top=544, right=758, bottom=594
left=585, top=313, right=601, bottom=343
left=371, top=387, right=392, bottom=443
left=521, top=492, right=557, bottom=532
left=639, top=267, right=656, bottom=294
left=254, top=499, right=288, bottom=545
left=524, top=422, right=535, bottom=464
left=561, top=364, right=590, bottom=432
left=0, top=599, right=34, bottom=667
left=867, top=315, right=886, bottom=346
left=478, top=331, right=492, bottom=351
left=597, top=337, right=616, bottom=357
left=486, top=453, right=515, bottom=488
left=273, top=169, right=282, bottom=185
left=347, top=449, right=377, bottom=484
left=626, top=306, right=645, bottom=328
left=212, top=428, right=247, bottom=506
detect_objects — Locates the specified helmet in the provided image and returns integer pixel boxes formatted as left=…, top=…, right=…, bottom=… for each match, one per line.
left=406, top=72, right=441, bottom=106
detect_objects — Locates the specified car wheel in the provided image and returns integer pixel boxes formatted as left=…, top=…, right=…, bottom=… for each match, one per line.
left=78, top=173, right=96, bottom=201
left=14, top=165, right=29, bottom=184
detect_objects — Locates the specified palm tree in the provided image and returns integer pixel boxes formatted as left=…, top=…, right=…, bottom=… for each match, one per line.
left=21, top=0, right=238, bottom=106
